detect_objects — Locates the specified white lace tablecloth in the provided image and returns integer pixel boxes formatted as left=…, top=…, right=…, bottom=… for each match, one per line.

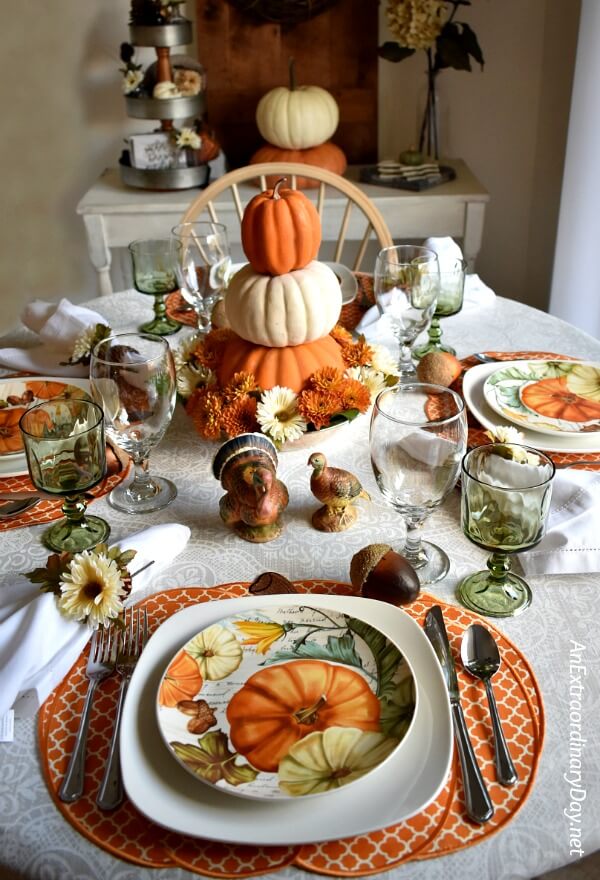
left=0, top=290, right=599, bottom=880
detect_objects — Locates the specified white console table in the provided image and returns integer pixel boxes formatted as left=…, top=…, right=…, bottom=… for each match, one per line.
left=76, top=160, right=489, bottom=296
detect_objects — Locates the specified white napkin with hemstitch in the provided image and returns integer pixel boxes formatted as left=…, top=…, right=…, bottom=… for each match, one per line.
left=0, top=523, right=190, bottom=719
left=520, top=469, right=600, bottom=575
left=0, top=298, right=107, bottom=378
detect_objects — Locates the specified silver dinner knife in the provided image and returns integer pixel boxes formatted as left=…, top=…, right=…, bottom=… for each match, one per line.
left=424, top=605, right=494, bottom=824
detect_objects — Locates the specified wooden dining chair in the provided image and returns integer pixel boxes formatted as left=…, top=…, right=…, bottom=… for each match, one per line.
left=179, top=162, right=393, bottom=272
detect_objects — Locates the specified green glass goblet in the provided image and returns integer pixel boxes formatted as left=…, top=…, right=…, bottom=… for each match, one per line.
left=457, top=443, right=555, bottom=618
left=19, top=398, right=111, bottom=552
left=414, top=258, right=466, bottom=358
left=129, top=238, right=182, bottom=336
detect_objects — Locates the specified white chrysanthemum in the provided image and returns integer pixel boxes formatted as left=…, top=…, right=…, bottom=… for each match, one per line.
left=58, top=552, right=126, bottom=628
left=369, top=344, right=400, bottom=377
left=176, top=127, right=202, bottom=150
left=346, top=366, right=387, bottom=403
left=256, top=386, right=307, bottom=444
left=122, top=69, right=143, bottom=95
left=71, top=326, right=98, bottom=362
left=484, top=425, right=525, bottom=445
left=177, top=364, right=210, bottom=398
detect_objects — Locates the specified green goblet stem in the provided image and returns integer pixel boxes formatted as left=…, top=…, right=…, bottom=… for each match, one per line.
left=139, top=294, right=180, bottom=337
left=413, top=313, right=456, bottom=358
left=457, top=550, right=532, bottom=618
left=42, top=494, right=111, bottom=553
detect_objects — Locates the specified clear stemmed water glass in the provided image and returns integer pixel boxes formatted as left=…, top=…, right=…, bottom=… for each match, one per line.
left=129, top=238, right=182, bottom=337
left=171, top=221, right=232, bottom=333
left=19, top=398, right=110, bottom=552
left=414, top=257, right=466, bottom=358
left=90, top=332, right=177, bottom=514
left=458, top=443, right=555, bottom=617
left=373, top=245, right=440, bottom=379
left=370, top=383, right=467, bottom=584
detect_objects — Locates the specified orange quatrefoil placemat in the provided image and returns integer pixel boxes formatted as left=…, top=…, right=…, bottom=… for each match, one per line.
left=39, top=583, right=544, bottom=877
left=459, top=351, right=600, bottom=471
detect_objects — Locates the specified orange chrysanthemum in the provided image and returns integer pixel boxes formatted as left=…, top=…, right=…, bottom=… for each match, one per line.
left=193, top=328, right=236, bottom=370
left=340, top=337, right=374, bottom=369
left=338, top=379, right=372, bottom=413
left=330, top=324, right=353, bottom=345
left=309, top=366, right=345, bottom=392
left=223, top=371, right=259, bottom=403
left=297, top=389, right=341, bottom=430
left=186, top=387, right=225, bottom=440
left=221, top=395, right=259, bottom=437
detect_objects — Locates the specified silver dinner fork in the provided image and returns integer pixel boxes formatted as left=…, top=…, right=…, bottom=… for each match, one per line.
left=59, top=625, right=117, bottom=803
left=96, top=607, right=148, bottom=811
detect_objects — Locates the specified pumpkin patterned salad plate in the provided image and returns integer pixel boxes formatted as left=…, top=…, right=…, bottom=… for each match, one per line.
left=0, top=377, right=91, bottom=475
left=483, top=360, right=600, bottom=436
left=156, top=604, right=416, bottom=801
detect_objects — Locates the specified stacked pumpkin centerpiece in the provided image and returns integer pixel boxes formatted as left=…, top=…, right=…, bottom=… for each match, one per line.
left=176, top=180, right=399, bottom=447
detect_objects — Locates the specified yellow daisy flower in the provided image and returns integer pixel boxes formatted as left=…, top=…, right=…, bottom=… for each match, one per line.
left=58, top=551, right=126, bottom=628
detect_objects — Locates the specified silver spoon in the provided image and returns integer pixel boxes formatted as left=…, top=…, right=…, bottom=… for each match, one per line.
left=460, top=624, right=518, bottom=786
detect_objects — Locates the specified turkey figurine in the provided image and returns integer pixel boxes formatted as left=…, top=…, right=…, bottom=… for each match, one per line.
left=213, top=433, right=289, bottom=543
left=308, top=452, right=370, bottom=532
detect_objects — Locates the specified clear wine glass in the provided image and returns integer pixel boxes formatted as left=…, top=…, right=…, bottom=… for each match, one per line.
left=171, top=221, right=232, bottom=333
left=90, top=332, right=177, bottom=514
left=370, top=383, right=467, bottom=584
left=129, top=238, right=182, bottom=337
left=458, top=443, right=555, bottom=617
left=19, top=398, right=110, bottom=552
left=414, top=257, right=466, bottom=358
left=373, top=245, right=440, bottom=380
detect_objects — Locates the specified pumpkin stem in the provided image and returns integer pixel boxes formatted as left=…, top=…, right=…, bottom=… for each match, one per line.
left=272, top=178, right=287, bottom=200
left=288, top=56, right=296, bottom=91
left=294, top=693, right=327, bottom=725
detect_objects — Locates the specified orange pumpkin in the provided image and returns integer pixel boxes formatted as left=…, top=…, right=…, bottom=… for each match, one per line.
left=217, top=333, right=346, bottom=393
left=158, top=650, right=203, bottom=708
left=226, top=659, right=380, bottom=772
left=249, top=142, right=348, bottom=189
left=0, top=407, right=26, bottom=454
left=521, top=377, right=600, bottom=422
left=241, top=178, right=321, bottom=275
left=25, top=380, right=68, bottom=399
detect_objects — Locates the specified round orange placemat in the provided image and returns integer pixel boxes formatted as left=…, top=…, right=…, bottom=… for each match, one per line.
left=458, top=351, right=600, bottom=470
left=39, top=582, right=544, bottom=876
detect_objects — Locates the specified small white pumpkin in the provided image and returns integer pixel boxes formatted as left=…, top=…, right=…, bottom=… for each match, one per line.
left=224, top=261, right=342, bottom=348
left=256, top=61, right=339, bottom=150
left=153, top=81, right=181, bottom=99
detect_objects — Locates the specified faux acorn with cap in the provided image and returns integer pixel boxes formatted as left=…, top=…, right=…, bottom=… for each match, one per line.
left=350, top=544, right=420, bottom=606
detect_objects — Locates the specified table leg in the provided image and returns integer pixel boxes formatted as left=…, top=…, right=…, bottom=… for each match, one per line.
left=463, top=201, right=486, bottom=272
left=82, top=215, right=113, bottom=296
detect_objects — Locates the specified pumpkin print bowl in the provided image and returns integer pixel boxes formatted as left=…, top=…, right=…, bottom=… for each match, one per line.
left=156, top=604, right=417, bottom=800
left=483, top=361, right=600, bottom=437
left=0, top=377, right=91, bottom=460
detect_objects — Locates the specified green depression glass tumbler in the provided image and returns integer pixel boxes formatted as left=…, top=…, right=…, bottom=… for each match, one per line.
left=458, top=443, right=555, bottom=617
left=19, top=398, right=110, bottom=552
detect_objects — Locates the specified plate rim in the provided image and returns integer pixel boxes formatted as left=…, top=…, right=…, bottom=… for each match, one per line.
left=155, top=601, right=419, bottom=802
left=121, top=592, right=452, bottom=845
left=0, top=376, right=91, bottom=477
left=463, top=361, right=600, bottom=453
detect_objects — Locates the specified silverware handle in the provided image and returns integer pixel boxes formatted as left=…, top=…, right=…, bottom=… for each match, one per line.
left=452, top=703, right=494, bottom=824
left=58, top=679, right=98, bottom=803
left=96, top=677, right=129, bottom=811
left=485, top=680, right=518, bottom=786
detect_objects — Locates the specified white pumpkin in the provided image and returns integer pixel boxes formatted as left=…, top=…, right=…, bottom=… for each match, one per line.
left=153, top=81, right=181, bottom=99
left=224, top=261, right=342, bottom=348
left=256, top=85, right=339, bottom=150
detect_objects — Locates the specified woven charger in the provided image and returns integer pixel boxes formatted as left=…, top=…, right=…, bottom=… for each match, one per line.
left=39, top=582, right=544, bottom=877
left=459, top=351, right=600, bottom=470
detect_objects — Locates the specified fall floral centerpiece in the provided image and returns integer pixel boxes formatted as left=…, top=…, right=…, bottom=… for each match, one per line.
left=175, top=177, right=399, bottom=448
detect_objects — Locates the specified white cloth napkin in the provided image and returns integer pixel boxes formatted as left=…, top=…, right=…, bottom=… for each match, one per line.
left=0, top=523, right=190, bottom=719
left=520, top=469, right=600, bottom=575
left=423, top=236, right=464, bottom=272
left=0, top=298, right=107, bottom=378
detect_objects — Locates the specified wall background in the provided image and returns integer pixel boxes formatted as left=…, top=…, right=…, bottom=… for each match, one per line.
left=0, top=0, right=581, bottom=334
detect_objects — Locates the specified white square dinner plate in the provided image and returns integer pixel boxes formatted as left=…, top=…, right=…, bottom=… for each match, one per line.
left=463, top=361, right=600, bottom=454
left=120, top=592, right=452, bottom=846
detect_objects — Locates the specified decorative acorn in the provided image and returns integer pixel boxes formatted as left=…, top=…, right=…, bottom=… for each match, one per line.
left=213, top=433, right=289, bottom=543
left=307, top=452, right=370, bottom=532
left=350, top=544, right=420, bottom=606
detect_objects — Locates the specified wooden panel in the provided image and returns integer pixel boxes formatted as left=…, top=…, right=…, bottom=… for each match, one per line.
left=195, top=0, right=378, bottom=167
